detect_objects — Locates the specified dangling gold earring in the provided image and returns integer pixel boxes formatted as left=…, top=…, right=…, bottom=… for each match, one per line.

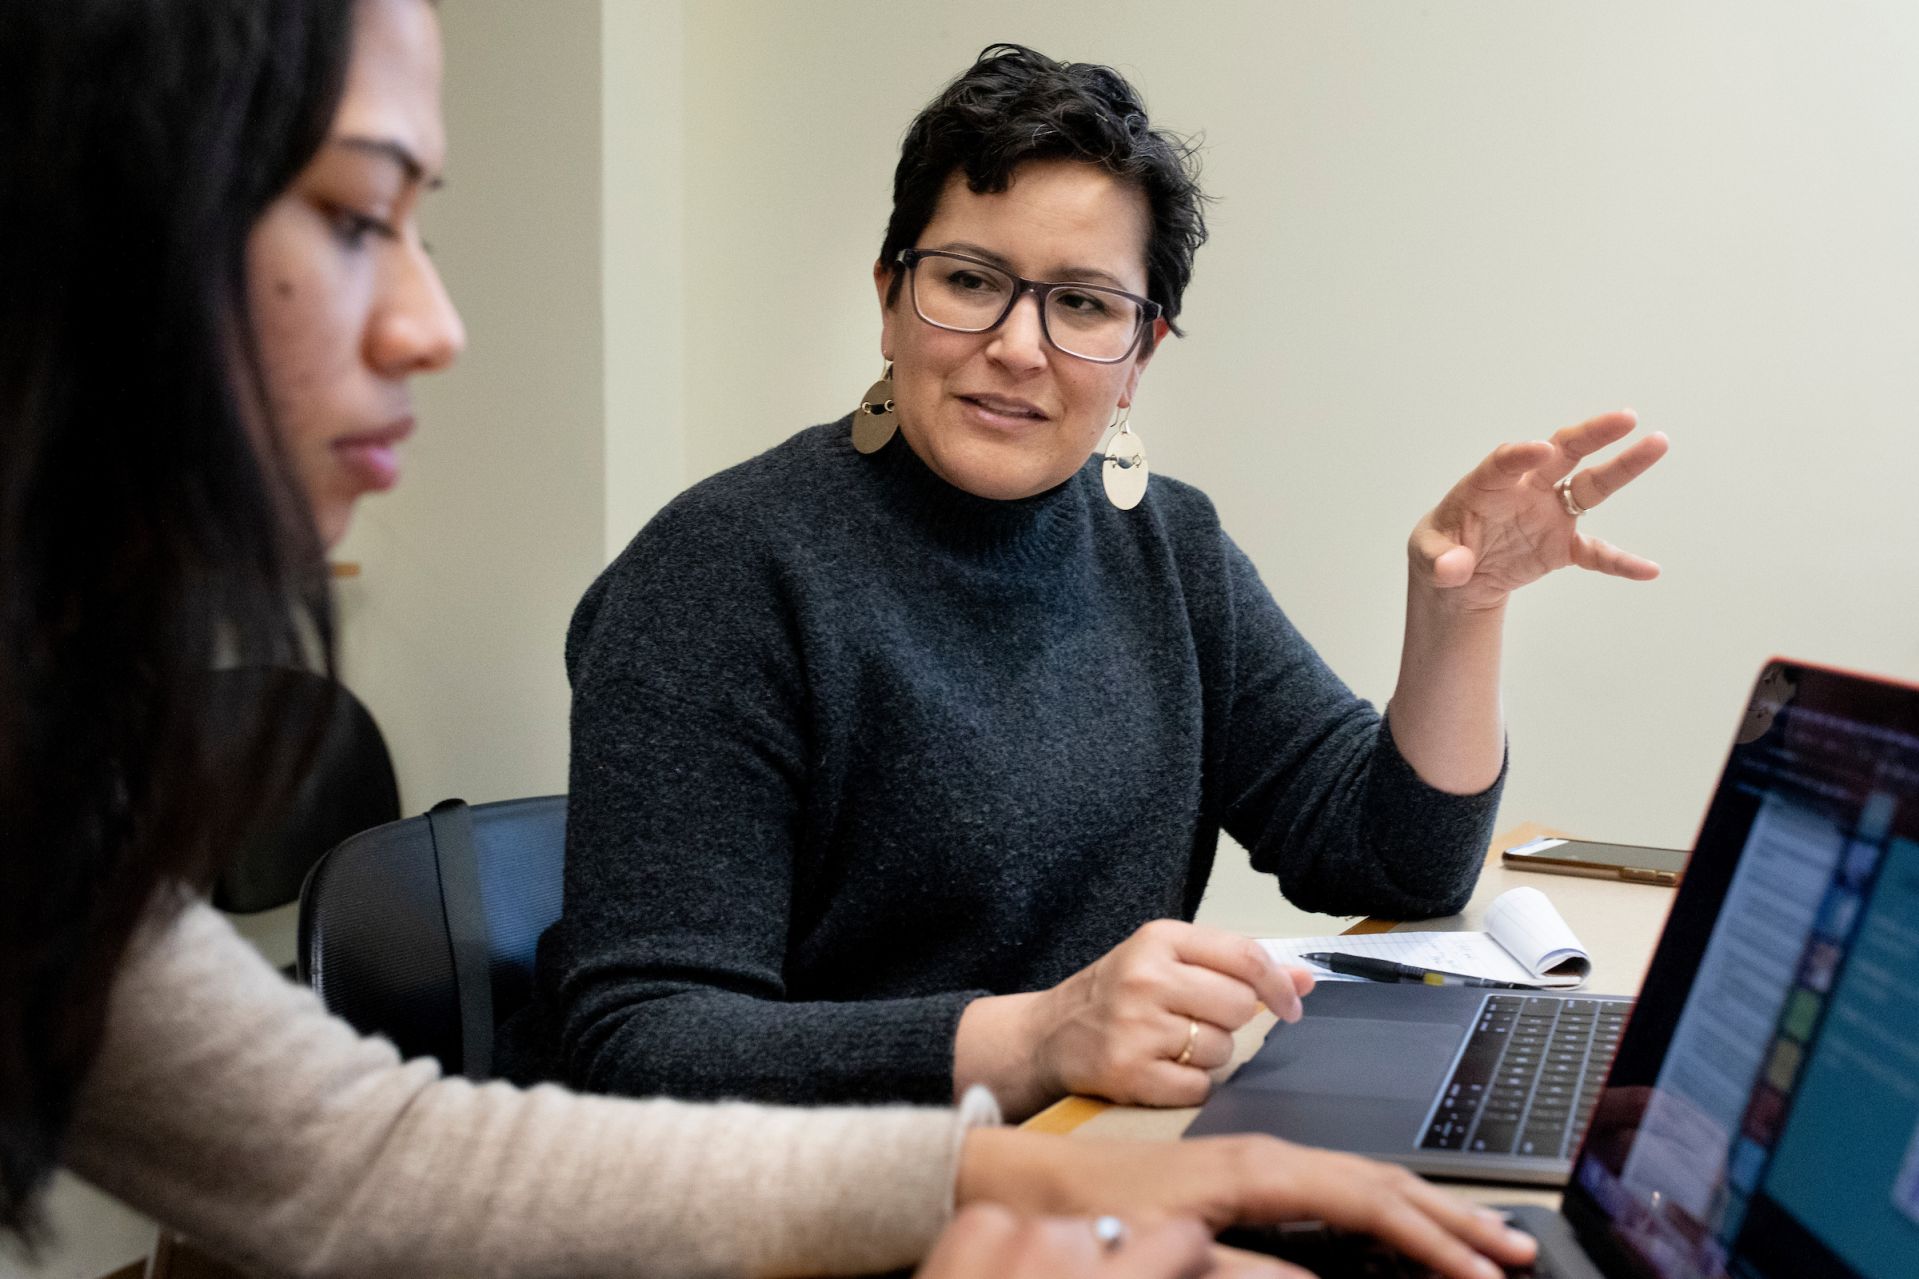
left=1101, top=406, right=1149, bottom=510
left=852, top=363, right=898, bottom=454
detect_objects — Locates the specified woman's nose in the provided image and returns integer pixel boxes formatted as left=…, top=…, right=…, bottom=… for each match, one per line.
left=367, top=239, right=465, bottom=377
left=987, top=292, right=1048, bottom=372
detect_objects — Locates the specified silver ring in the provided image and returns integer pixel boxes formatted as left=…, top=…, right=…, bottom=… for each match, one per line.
left=1174, top=1017, right=1199, bottom=1066
left=1554, top=477, right=1588, bottom=518
left=1092, top=1215, right=1127, bottom=1253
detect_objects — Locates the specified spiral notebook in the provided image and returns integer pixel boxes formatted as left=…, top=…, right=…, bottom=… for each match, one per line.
left=1258, top=885, right=1591, bottom=989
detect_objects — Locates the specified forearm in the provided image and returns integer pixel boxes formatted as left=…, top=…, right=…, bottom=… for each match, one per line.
left=70, top=902, right=987, bottom=1278
left=564, top=976, right=982, bottom=1106
left=1386, top=575, right=1508, bottom=795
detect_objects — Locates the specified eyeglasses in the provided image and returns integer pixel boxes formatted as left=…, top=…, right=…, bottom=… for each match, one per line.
left=896, top=249, right=1160, bottom=364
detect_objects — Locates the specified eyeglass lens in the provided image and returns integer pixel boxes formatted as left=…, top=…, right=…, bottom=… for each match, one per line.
left=911, top=256, right=1145, bottom=362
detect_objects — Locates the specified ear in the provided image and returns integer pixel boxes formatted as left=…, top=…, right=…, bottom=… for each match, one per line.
left=1117, top=317, right=1171, bottom=408
left=873, top=258, right=900, bottom=362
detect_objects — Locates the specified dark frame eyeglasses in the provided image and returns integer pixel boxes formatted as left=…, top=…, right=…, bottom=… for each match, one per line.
left=896, top=248, right=1161, bottom=364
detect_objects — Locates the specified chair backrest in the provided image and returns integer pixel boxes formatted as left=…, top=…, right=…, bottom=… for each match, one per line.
left=211, top=667, right=401, bottom=914
left=297, top=794, right=565, bottom=1078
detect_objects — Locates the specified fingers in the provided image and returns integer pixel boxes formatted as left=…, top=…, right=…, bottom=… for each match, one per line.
left=1558, top=428, right=1668, bottom=515
left=1235, top=1143, right=1536, bottom=1279
left=1571, top=532, right=1660, bottom=580
left=1157, top=1011, right=1236, bottom=1072
left=1167, top=965, right=1263, bottom=1033
left=919, top=1207, right=1220, bottom=1279
left=1459, top=438, right=1555, bottom=496
left=1131, top=1058, right=1220, bottom=1108
left=1542, top=408, right=1639, bottom=482
left=1107, top=1218, right=1216, bottom=1279
left=1048, top=923, right=1318, bottom=1108
left=1371, top=1179, right=1539, bottom=1279
left=1168, top=925, right=1311, bottom=1023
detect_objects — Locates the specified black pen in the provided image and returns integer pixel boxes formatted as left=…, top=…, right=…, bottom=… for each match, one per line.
left=1299, top=952, right=1532, bottom=990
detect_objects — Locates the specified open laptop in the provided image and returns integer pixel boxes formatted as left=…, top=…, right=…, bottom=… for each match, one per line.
left=1203, top=659, right=1919, bottom=1277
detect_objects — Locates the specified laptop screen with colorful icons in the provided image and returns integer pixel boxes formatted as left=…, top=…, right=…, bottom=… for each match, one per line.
left=1564, top=661, right=1919, bottom=1279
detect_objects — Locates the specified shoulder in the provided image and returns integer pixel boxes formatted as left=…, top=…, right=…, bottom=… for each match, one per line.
left=568, top=420, right=855, bottom=664
left=1107, top=468, right=1234, bottom=579
left=1133, top=469, right=1224, bottom=539
left=632, top=419, right=854, bottom=550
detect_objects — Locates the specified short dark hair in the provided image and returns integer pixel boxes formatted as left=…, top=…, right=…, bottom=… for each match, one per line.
left=878, top=43, right=1209, bottom=342
left=0, top=0, right=353, bottom=1243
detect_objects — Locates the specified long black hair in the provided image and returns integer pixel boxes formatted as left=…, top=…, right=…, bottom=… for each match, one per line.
left=0, top=0, right=356, bottom=1237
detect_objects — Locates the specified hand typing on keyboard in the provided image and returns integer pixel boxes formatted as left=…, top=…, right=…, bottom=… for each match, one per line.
left=1217, top=1220, right=1557, bottom=1277
left=962, top=1131, right=1540, bottom=1279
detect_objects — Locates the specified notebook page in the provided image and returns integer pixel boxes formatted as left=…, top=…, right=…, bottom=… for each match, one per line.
left=1259, top=887, right=1592, bottom=989
left=1483, top=885, right=1591, bottom=985
left=1261, top=929, right=1542, bottom=986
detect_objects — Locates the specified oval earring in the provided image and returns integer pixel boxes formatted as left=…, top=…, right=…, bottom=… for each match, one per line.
left=1101, top=407, right=1149, bottom=510
left=852, top=363, right=898, bottom=454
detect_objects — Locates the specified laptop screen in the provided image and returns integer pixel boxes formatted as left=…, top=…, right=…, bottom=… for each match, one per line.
left=1565, top=661, right=1919, bottom=1279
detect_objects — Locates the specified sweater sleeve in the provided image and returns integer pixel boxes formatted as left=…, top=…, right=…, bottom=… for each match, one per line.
left=1207, top=530, right=1502, bottom=919
left=64, top=900, right=993, bottom=1279
left=543, top=515, right=984, bottom=1106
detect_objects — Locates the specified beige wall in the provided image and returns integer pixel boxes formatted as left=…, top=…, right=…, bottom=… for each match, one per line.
left=332, top=0, right=609, bottom=811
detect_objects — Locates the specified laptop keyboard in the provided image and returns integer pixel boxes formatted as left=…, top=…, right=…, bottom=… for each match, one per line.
left=1419, top=995, right=1630, bottom=1160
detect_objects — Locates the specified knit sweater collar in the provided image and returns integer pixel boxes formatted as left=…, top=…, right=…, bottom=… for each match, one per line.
left=859, top=420, right=1094, bottom=567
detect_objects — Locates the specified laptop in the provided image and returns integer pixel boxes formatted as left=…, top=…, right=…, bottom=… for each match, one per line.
left=1203, top=659, right=1919, bottom=1277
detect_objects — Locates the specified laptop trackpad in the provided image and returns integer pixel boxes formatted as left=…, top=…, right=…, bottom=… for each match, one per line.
left=1235, top=1017, right=1458, bottom=1099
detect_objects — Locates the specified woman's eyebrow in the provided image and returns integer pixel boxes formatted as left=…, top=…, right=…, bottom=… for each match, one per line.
left=331, top=135, right=444, bottom=190
left=934, top=241, right=1127, bottom=289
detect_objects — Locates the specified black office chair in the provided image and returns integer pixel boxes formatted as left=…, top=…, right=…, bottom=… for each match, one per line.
left=297, top=794, right=565, bottom=1078
left=210, top=666, right=401, bottom=915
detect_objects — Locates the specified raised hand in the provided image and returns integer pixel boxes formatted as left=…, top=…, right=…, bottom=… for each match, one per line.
left=1409, top=409, right=1668, bottom=614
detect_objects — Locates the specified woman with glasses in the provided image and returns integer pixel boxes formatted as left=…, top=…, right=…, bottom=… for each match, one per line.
left=518, top=44, right=1664, bottom=1124
left=2, top=5, right=1549, bottom=1275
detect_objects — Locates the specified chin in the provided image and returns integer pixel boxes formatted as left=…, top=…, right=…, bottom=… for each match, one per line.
left=940, top=443, right=1079, bottom=502
left=315, top=501, right=355, bottom=551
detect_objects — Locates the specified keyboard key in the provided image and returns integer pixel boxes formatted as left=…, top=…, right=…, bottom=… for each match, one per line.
left=1472, top=1117, right=1520, bottom=1152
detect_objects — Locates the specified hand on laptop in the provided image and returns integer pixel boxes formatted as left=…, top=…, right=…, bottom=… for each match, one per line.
left=958, top=1129, right=1537, bottom=1279
left=916, top=1205, right=1289, bottom=1279
left=956, top=920, right=1316, bottom=1115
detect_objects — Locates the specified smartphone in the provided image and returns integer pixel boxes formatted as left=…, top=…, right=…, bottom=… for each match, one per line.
left=1502, top=836, right=1689, bottom=885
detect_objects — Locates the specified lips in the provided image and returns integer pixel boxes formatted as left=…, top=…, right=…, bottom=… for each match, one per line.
left=958, top=393, right=1049, bottom=431
left=331, top=416, right=414, bottom=492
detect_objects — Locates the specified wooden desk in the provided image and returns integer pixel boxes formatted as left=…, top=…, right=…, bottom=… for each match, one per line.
left=1021, top=823, right=1680, bottom=1208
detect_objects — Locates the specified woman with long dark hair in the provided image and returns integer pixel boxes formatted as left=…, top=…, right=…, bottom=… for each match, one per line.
left=0, top=2, right=1537, bottom=1275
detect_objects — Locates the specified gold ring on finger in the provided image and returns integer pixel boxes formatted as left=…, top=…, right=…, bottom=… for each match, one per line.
left=1554, top=476, right=1589, bottom=518
left=1174, top=1017, right=1200, bottom=1066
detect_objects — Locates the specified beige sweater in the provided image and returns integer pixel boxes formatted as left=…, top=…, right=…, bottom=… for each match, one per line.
left=64, top=901, right=997, bottom=1277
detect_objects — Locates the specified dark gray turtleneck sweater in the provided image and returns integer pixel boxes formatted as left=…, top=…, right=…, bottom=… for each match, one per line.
left=515, top=417, right=1501, bottom=1105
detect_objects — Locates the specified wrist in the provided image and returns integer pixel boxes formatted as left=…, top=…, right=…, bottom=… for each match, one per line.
left=954, top=1129, right=1078, bottom=1214
left=954, top=992, right=1054, bottom=1120
left=1405, top=563, right=1511, bottom=625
